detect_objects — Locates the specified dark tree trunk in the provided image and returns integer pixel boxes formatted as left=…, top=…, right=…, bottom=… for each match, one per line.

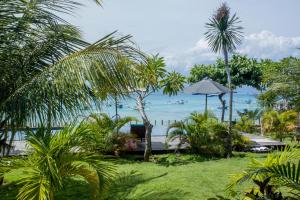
left=218, top=94, right=226, bottom=122
left=223, top=49, right=233, bottom=158
left=143, top=121, right=153, bottom=161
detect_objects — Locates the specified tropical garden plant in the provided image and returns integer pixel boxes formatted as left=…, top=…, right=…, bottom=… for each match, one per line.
left=85, top=113, right=138, bottom=154
left=2, top=125, right=115, bottom=200
left=205, top=3, right=243, bottom=157
left=262, top=110, right=298, bottom=142
left=0, top=0, right=142, bottom=156
left=128, top=55, right=185, bottom=161
left=166, top=112, right=246, bottom=157
left=227, top=146, right=300, bottom=199
left=235, top=109, right=261, bottom=134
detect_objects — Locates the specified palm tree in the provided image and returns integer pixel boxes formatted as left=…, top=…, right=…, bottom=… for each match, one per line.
left=227, top=146, right=300, bottom=199
left=86, top=113, right=138, bottom=153
left=14, top=125, right=115, bottom=200
left=0, top=0, right=142, bottom=155
left=205, top=3, right=243, bottom=157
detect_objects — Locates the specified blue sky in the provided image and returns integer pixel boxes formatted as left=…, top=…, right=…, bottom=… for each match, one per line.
left=67, top=0, right=300, bottom=73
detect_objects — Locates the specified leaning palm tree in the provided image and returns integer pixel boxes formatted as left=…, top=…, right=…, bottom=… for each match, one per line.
left=0, top=0, right=142, bottom=155
left=205, top=3, right=243, bottom=157
left=15, top=125, right=115, bottom=200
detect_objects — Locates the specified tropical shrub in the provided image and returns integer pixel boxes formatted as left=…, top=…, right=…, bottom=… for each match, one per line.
left=262, top=110, right=298, bottom=141
left=166, top=112, right=246, bottom=157
left=235, top=109, right=261, bottom=134
left=86, top=113, right=138, bottom=154
left=227, top=146, right=300, bottom=199
left=5, top=125, right=115, bottom=200
left=235, top=115, right=257, bottom=134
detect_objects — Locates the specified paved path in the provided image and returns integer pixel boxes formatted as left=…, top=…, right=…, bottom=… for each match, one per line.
left=242, top=133, right=285, bottom=147
left=4, top=133, right=284, bottom=156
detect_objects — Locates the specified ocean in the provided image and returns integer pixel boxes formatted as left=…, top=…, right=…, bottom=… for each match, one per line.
left=100, top=88, right=259, bottom=135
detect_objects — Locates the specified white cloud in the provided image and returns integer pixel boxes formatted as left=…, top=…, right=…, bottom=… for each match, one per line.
left=164, top=31, right=300, bottom=74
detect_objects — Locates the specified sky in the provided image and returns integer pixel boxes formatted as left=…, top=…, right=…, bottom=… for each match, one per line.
left=66, top=0, right=300, bottom=74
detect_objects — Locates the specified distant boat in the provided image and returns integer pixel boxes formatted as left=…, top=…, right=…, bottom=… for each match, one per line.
left=245, top=99, right=252, bottom=104
left=176, top=100, right=185, bottom=105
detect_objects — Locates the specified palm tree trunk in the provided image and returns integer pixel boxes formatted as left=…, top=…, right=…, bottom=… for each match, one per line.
left=223, top=49, right=233, bottom=158
left=218, top=93, right=226, bottom=122
left=137, top=95, right=152, bottom=161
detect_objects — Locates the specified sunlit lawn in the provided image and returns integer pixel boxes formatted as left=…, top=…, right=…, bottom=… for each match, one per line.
left=1, top=153, right=267, bottom=200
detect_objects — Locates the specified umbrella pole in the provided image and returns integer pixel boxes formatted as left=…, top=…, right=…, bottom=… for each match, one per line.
left=205, top=94, right=208, bottom=114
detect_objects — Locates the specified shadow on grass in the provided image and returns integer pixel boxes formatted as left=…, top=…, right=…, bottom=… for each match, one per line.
left=105, top=171, right=188, bottom=200
left=207, top=195, right=231, bottom=200
left=0, top=181, right=20, bottom=200
left=0, top=171, right=186, bottom=200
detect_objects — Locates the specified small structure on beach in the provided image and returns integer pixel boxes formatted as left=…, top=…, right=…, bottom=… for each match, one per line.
left=184, top=77, right=230, bottom=114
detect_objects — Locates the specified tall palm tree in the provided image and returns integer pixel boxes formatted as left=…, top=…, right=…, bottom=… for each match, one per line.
left=205, top=3, right=243, bottom=157
left=15, top=125, right=115, bottom=200
left=0, top=0, right=142, bottom=155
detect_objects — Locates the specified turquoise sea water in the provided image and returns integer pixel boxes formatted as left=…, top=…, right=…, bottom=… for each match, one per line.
left=100, top=90, right=259, bottom=135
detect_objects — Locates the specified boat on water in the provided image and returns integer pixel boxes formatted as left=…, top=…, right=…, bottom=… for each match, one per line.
left=245, top=99, right=252, bottom=104
left=176, top=100, right=185, bottom=105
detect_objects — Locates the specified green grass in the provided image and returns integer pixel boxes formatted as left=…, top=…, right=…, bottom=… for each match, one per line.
left=1, top=153, right=267, bottom=200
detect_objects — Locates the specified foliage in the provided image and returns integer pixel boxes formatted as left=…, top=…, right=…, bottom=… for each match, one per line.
left=259, top=57, right=300, bottom=111
left=237, top=109, right=262, bottom=121
left=235, top=115, right=257, bottom=134
left=188, top=55, right=263, bottom=90
left=257, top=90, right=279, bottom=109
left=8, top=125, right=116, bottom=200
left=262, top=110, right=298, bottom=141
left=235, top=109, right=261, bottom=133
left=166, top=112, right=246, bottom=157
left=0, top=0, right=142, bottom=155
left=227, top=146, right=300, bottom=199
left=85, top=113, right=138, bottom=153
left=205, top=3, right=243, bottom=54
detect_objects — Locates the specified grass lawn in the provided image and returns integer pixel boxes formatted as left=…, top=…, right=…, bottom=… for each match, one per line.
left=1, top=152, right=267, bottom=200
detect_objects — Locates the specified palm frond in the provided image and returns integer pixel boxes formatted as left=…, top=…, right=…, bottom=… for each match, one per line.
left=205, top=3, right=243, bottom=53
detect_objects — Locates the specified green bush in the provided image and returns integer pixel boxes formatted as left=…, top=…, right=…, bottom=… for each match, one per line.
left=167, top=112, right=247, bottom=157
left=84, top=113, right=138, bottom=154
